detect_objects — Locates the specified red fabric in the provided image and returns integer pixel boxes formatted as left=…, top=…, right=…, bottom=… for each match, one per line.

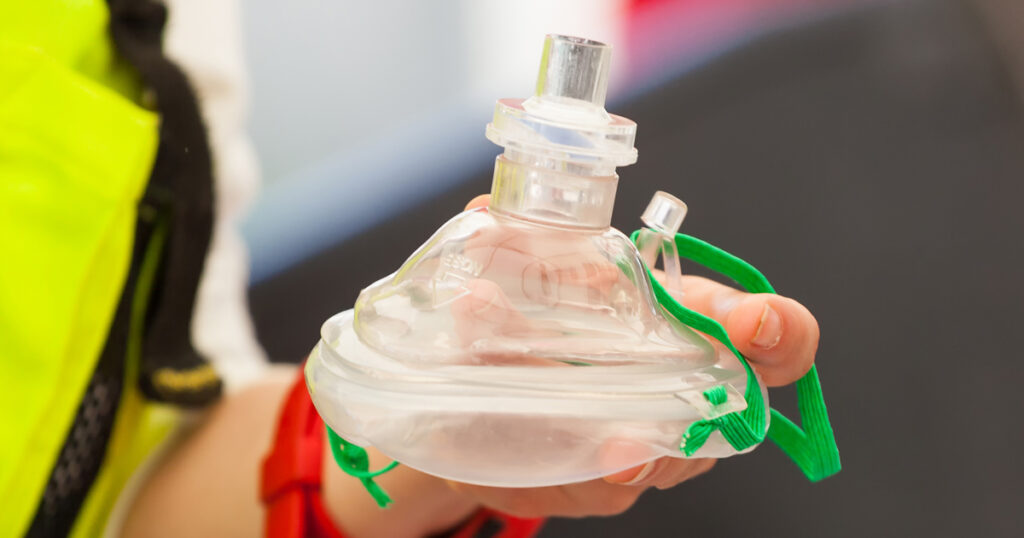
left=261, top=369, right=344, bottom=538
left=262, top=369, right=544, bottom=538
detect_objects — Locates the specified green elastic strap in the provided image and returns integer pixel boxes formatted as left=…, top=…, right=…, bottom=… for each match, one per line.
left=326, top=426, right=399, bottom=508
left=630, top=230, right=841, bottom=481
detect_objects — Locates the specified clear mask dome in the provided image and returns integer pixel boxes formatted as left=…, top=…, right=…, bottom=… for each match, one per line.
left=306, top=35, right=762, bottom=488
left=353, top=210, right=715, bottom=370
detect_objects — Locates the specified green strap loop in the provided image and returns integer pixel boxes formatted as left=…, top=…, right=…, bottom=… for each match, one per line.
left=630, top=230, right=841, bottom=481
left=326, top=426, right=399, bottom=507
left=702, top=385, right=728, bottom=406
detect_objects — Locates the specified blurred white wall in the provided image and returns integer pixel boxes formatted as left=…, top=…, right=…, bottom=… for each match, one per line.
left=242, top=0, right=467, bottom=185
left=242, top=0, right=626, bottom=186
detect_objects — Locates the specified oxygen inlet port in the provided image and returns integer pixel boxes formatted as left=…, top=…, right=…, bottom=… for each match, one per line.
left=640, top=191, right=688, bottom=296
left=642, top=191, right=688, bottom=236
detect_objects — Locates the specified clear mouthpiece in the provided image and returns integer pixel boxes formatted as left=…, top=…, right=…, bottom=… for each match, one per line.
left=485, top=34, right=637, bottom=167
left=642, top=191, right=688, bottom=235
left=535, top=35, right=612, bottom=107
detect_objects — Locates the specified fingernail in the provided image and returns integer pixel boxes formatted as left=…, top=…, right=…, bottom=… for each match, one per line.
left=751, top=303, right=782, bottom=349
left=604, top=461, right=656, bottom=485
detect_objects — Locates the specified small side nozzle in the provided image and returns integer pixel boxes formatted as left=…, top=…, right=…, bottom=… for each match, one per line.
left=535, top=34, right=612, bottom=107
left=641, top=192, right=688, bottom=297
left=642, top=191, right=688, bottom=236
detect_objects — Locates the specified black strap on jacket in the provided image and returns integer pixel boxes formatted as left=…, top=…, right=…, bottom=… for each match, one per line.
left=27, top=0, right=222, bottom=534
left=106, top=0, right=222, bottom=407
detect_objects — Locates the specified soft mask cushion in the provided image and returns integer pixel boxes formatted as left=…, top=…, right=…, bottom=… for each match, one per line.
left=353, top=209, right=715, bottom=368
left=325, top=227, right=841, bottom=507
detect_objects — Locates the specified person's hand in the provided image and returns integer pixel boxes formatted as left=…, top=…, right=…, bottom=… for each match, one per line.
left=446, top=195, right=821, bottom=518
left=121, top=195, right=822, bottom=538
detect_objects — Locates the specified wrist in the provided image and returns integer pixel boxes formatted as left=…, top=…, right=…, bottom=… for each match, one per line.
left=321, top=446, right=479, bottom=538
left=263, top=367, right=543, bottom=538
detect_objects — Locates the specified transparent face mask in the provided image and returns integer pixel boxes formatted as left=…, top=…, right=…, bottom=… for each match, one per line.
left=306, top=35, right=837, bottom=493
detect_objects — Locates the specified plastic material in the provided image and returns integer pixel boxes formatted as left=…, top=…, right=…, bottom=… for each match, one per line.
left=638, top=191, right=687, bottom=294
left=486, top=35, right=637, bottom=169
left=266, top=371, right=546, bottom=537
left=305, top=34, right=766, bottom=488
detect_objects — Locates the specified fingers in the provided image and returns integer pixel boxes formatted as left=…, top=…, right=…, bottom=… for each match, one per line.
left=465, top=194, right=490, bottom=211
left=451, top=279, right=524, bottom=330
left=448, top=458, right=714, bottom=518
left=603, top=457, right=716, bottom=490
left=673, top=275, right=819, bottom=386
left=462, top=192, right=820, bottom=385
left=448, top=480, right=646, bottom=518
left=450, top=279, right=568, bottom=366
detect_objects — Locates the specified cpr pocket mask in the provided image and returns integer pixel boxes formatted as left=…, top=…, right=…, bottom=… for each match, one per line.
left=305, top=35, right=840, bottom=507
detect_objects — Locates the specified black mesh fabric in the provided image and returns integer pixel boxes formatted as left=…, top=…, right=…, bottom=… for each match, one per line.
left=25, top=370, right=123, bottom=537
left=25, top=217, right=155, bottom=537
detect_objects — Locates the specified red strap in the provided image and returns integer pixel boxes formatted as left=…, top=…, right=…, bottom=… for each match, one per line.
left=262, top=369, right=544, bottom=538
left=262, top=369, right=343, bottom=538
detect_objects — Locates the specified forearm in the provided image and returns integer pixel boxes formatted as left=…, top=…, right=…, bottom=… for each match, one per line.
left=121, top=365, right=477, bottom=537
